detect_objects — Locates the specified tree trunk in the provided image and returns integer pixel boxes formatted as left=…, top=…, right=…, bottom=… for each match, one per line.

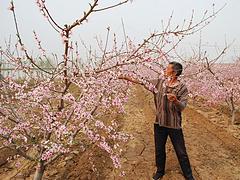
left=231, top=109, right=236, bottom=125
left=34, top=162, right=45, bottom=180
left=229, top=99, right=236, bottom=125
left=226, top=96, right=236, bottom=125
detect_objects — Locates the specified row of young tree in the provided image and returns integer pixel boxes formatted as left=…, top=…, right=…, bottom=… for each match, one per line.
left=0, top=1, right=238, bottom=179
left=185, top=58, right=240, bottom=125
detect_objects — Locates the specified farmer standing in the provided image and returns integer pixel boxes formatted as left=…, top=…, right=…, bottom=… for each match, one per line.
left=119, top=61, right=195, bottom=180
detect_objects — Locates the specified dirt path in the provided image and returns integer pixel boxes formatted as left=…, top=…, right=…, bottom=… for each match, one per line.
left=1, top=85, right=240, bottom=180
left=107, top=85, right=240, bottom=180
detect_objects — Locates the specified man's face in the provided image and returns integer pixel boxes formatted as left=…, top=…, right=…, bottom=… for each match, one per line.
left=164, top=64, right=175, bottom=77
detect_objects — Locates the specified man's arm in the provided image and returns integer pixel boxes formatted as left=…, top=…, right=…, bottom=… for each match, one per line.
left=118, top=75, right=159, bottom=93
left=173, top=85, right=189, bottom=111
left=118, top=75, right=142, bottom=85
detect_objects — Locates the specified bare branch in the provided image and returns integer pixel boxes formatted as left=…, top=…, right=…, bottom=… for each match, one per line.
left=92, top=0, right=129, bottom=12
left=69, top=0, right=99, bottom=30
left=10, top=3, right=53, bottom=75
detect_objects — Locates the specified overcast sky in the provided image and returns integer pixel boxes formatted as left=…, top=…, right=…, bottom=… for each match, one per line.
left=1, top=0, right=239, bottom=62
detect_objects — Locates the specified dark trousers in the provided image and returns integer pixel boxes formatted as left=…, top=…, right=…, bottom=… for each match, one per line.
left=154, top=123, right=194, bottom=180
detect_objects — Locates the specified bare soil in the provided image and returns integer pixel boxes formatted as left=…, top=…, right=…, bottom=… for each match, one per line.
left=1, top=85, right=240, bottom=180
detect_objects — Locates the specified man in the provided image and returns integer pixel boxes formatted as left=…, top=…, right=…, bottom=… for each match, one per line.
left=119, top=61, right=194, bottom=180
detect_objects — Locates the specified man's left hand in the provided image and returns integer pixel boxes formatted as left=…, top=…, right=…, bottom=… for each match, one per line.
left=166, top=93, right=177, bottom=102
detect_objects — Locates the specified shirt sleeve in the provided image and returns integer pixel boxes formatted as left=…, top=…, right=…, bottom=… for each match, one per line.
left=174, top=84, right=189, bottom=111
left=149, top=79, right=159, bottom=87
left=143, top=78, right=160, bottom=93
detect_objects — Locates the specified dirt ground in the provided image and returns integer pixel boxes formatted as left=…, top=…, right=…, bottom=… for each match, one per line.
left=1, top=85, right=240, bottom=180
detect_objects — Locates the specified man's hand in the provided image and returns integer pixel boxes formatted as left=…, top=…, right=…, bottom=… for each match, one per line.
left=166, top=93, right=177, bottom=102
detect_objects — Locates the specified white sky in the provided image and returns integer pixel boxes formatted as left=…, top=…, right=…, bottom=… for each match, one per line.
left=1, top=0, right=240, bottom=62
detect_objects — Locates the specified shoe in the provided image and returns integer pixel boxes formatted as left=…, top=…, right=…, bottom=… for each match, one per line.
left=152, top=171, right=164, bottom=180
left=185, top=177, right=195, bottom=180
left=184, top=175, right=195, bottom=180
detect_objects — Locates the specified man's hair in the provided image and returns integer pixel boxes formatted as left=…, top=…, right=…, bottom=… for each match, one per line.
left=169, top=61, right=183, bottom=76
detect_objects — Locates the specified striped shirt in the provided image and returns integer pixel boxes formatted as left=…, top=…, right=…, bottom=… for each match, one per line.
left=146, top=78, right=189, bottom=129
